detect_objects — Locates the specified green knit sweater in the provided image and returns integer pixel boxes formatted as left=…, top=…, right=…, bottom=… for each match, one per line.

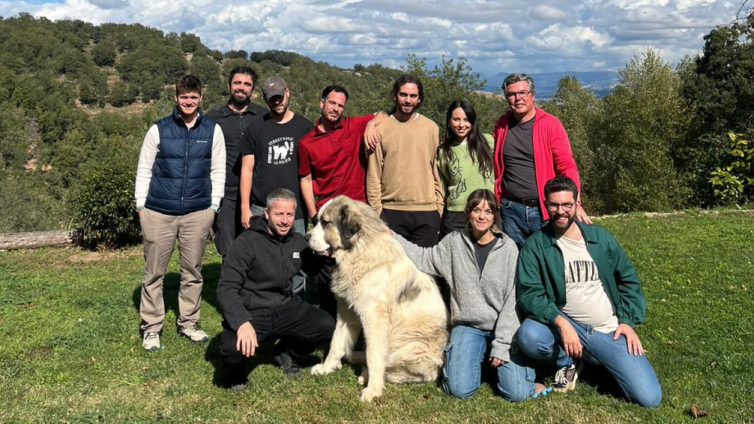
left=438, top=134, right=495, bottom=212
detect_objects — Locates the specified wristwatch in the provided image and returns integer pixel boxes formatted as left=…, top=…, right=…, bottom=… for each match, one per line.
left=210, top=205, right=220, bottom=213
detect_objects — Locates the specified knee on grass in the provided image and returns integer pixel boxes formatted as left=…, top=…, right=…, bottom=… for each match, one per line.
left=443, top=380, right=480, bottom=399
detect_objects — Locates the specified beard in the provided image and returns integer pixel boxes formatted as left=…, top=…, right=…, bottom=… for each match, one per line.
left=230, top=91, right=250, bottom=107
left=551, top=212, right=576, bottom=233
left=267, top=219, right=291, bottom=238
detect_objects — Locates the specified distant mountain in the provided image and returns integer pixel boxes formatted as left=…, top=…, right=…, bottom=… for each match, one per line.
left=475, top=71, right=619, bottom=99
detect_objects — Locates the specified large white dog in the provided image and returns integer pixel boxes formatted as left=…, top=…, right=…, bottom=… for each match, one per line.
left=306, top=196, right=449, bottom=402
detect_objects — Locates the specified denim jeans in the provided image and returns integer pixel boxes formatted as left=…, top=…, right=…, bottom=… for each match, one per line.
left=501, top=198, right=543, bottom=248
left=250, top=204, right=306, bottom=298
left=517, top=315, right=662, bottom=407
left=443, top=325, right=536, bottom=402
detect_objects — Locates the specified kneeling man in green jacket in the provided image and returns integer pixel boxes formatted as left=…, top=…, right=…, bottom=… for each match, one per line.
left=515, top=176, right=661, bottom=407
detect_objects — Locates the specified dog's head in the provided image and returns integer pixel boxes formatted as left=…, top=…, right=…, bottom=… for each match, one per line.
left=306, top=196, right=386, bottom=257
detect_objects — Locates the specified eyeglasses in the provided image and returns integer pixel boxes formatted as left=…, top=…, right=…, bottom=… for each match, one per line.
left=545, top=202, right=575, bottom=212
left=505, top=90, right=531, bottom=100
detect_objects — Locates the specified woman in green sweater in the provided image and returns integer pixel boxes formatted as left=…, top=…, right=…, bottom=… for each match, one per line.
left=438, top=100, right=496, bottom=235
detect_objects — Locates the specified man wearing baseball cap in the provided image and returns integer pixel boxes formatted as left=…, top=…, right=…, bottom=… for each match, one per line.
left=238, top=76, right=314, bottom=297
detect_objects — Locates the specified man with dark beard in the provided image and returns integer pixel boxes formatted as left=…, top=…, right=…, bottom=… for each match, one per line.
left=515, top=176, right=661, bottom=407
left=206, top=67, right=268, bottom=259
left=366, top=75, right=444, bottom=247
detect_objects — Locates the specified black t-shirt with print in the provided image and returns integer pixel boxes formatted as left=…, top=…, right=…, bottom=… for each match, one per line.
left=241, top=113, right=314, bottom=219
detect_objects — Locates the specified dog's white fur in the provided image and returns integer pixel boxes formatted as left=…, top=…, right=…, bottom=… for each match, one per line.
left=307, top=196, right=449, bottom=402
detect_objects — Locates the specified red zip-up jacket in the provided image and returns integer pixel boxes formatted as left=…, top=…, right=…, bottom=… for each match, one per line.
left=492, top=107, right=581, bottom=220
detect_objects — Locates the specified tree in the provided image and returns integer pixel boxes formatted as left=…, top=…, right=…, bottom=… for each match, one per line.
left=250, top=50, right=297, bottom=66
left=109, top=80, right=137, bottom=107
left=180, top=32, right=201, bottom=53
left=593, top=50, right=691, bottom=212
left=91, top=40, right=117, bottom=66
left=541, top=76, right=602, bottom=211
left=678, top=16, right=754, bottom=206
left=189, top=54, right=221, bottom=89
left=224, top=49, right=248, bottom=60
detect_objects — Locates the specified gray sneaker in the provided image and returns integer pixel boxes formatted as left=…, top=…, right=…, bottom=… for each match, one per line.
left=553, top=360, right=583, bottom=392
left=142, top=332, right=161, bottom=352
left=178, top=324, right=209, bottom=343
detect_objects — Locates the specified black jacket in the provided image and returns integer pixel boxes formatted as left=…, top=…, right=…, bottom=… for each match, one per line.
left=217, top=215, right=321, bottom=330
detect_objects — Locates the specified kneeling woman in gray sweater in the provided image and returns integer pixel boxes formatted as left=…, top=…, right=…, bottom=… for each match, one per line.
left=392, top=189, right=550, bottom=401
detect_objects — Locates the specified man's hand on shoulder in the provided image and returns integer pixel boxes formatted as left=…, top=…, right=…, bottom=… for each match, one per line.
left=363, top=111, right=387, bottom=151
left=575, top=202, right=592, bottom=225
left=613, top=323, right=644, bottom=356
left=236, top=321, right=258, bottom=357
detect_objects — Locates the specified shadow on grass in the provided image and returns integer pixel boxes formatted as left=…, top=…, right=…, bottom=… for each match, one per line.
left=204, top=331, right=296, bottom=389
left=130, top=262, right=225, bottom=321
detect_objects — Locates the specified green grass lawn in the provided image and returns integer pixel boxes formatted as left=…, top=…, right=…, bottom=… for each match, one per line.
left=1, top=211, right=752, bottom=423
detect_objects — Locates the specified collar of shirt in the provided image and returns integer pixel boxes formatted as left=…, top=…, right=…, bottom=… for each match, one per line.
left=314, top=116, right=346, bottom=135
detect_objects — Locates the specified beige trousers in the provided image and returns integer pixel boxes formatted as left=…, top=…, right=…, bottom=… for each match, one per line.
left=139, top=207, right=215, bottom=333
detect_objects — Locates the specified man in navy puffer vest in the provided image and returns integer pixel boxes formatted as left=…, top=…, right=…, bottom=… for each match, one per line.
left=135, top=75, right=226, bottom=352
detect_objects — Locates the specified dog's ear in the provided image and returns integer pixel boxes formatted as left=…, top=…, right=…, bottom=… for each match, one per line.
left=339, top=204, right=361, bottom=243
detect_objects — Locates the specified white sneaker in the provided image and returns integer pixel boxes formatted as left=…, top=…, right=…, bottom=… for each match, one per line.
left=553, top=360, right=583, bottom=392
left=178, top=324, right=209, bottom=343
left=142, top=332, right=161, bottom=352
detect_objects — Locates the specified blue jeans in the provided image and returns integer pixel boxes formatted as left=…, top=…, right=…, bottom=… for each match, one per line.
left=517, top=316, right=662, bottom=407
left=443, top=325, right=536, bottom=402
left=250, top=204, right=306, bottom=298
left=501, top=198, right=543, bottom=248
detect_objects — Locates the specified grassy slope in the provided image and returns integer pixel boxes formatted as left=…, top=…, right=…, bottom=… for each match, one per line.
left=0, top=212, right=752, bottom=423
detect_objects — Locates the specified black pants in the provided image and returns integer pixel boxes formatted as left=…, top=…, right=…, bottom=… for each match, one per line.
left=213, top=197, right=243, bottom=258
left=314, top=258, right=338, bottom=319
left=381, top=209, right=441, bottom=248
left=220, top=297, right=335, bottom=368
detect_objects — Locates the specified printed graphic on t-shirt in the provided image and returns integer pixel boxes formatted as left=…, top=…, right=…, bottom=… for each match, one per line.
left=268, top=137, right=295, bottom=165
left=565, top=260, right=600, bottom=285
left=448, top=156, right=466, bottom=201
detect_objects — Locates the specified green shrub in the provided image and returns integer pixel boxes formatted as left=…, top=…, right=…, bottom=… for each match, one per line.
left=709, top=132, right=754, bottom=203
left=71, top=153, right=139, bottom=247
left=0, top=171, right=69, bottom=233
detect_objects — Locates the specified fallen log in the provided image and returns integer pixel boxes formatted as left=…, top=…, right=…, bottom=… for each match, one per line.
left=0, top=229, right=83, bottom=250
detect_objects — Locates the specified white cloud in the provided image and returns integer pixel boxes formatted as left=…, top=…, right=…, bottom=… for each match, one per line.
left=0, top=0, right=741, bottom=75
left=527, top=24, right=611, bottom=54
left=532, top=5, right=569, bottom=20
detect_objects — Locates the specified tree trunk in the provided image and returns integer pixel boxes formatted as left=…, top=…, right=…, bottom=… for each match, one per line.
left=0, top=229, right=83, bottom=250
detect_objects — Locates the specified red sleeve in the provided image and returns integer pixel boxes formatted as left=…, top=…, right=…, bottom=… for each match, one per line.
left=549, top=118, right=581, bottom=191
left=492, top=115, right=507, bottom=200
left=298, top=136, right=312, bottom=177
left=351, top=114, right=375, bottom=132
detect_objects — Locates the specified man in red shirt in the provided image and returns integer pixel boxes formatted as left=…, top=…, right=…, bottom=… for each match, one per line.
left=299, top=85, right=385, bottom=217
left=298, top=85, right=384, bottom=316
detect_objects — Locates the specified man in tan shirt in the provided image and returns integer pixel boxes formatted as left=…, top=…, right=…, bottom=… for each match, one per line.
left=367, top=75, right=443, bottom=247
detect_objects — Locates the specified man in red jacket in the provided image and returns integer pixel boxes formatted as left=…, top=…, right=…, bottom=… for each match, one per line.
left=492, top=73, right=591, bottom=247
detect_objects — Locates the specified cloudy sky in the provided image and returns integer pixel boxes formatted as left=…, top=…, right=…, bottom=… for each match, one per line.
left=0, top=0, right=747, bottom=76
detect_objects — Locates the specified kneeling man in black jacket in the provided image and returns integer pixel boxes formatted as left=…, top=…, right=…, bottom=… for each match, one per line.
left=217, top=188, right=334, bottom=391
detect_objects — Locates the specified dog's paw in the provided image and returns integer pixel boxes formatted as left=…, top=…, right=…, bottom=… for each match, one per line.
left=310, top=362, right=341, bottom=376
left=357, top=367, right=369, bottom=386
left=360, top=386, right=383, bottom=403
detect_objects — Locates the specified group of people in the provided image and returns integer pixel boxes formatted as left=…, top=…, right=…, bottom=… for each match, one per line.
left=133, top=68, right=661, bottom=407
